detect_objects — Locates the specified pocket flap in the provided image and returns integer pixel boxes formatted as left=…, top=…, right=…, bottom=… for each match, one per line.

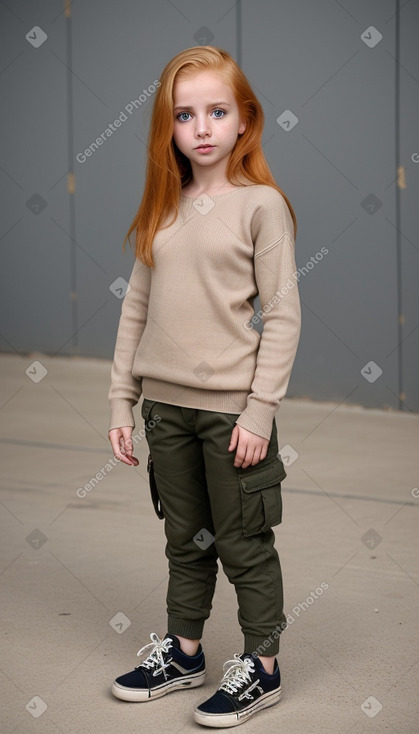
left=239, top=458, right=287, bottom=493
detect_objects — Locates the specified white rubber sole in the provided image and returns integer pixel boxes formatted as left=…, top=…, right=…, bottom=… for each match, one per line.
left=193, top=686, right=282, bottom=728
left=111, top=670, right=206, bottom=702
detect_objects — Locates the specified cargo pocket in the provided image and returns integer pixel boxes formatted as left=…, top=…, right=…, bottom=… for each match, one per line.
left=238, top=456, right=287, bottom=537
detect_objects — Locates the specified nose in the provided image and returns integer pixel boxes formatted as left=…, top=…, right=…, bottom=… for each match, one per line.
left=195, top=113, right=211, bottom=137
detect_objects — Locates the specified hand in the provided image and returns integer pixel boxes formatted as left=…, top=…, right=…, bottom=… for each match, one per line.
left=108, top=427, right=139, bottom=466
left=228, top=424, right=269, bottom=468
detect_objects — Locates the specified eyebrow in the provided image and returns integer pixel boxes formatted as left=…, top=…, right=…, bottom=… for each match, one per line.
left=173, top=101, right=231, bottom=111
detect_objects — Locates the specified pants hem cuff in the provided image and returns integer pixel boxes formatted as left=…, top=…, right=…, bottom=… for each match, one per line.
left=245, top=633, right=281, bottom=657
left=167, top=616, right=205, bottom=640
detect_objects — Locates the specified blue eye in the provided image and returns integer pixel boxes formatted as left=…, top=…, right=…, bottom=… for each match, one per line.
left=175, top=109, right=226, bottom=122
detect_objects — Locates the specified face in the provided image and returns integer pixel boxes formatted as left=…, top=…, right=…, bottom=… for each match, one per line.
left=172, top=70, right=246, bottom=170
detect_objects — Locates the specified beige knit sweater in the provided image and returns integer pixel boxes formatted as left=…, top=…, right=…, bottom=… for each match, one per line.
left=108, top=184, right=301, bottom=440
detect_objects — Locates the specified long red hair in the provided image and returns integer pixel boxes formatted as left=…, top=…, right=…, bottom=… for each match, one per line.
left=123, top=46, right=297, bottom=267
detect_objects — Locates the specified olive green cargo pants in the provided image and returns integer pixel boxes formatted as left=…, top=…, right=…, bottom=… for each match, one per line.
left=140, top=398, right=287, bottom=656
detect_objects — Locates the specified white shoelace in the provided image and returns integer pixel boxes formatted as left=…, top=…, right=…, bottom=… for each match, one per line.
left=219, top=654, right=258, bottom=698
left=135, top=632, right=173, bottom=679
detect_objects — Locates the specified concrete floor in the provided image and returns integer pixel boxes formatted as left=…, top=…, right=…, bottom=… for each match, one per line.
left=1, top=352, right=418, bottom=734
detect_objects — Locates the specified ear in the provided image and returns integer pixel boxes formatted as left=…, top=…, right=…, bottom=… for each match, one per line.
left=238, top=119, right=246, bottom=134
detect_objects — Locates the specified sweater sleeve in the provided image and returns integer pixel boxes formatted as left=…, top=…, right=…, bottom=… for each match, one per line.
left=108, top=256, right=151, bottom=430
left=235, top=191, right=302, bottom=440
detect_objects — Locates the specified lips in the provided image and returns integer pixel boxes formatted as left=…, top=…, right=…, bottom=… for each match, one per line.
left=195, top=145, right=214, bottom=149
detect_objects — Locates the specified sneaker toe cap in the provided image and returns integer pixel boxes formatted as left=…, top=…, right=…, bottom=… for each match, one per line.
left=115, top=668, right=148, bottom=689
left=197, top=690, right=236, bottom=714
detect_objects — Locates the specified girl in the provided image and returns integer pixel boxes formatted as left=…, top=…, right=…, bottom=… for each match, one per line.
left=108, top=45, right=301, bottom=728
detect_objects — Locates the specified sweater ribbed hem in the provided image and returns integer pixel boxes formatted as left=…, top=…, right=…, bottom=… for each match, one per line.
left=142, top=378, right=245, bottom=415
left=109, top=383, right=281, bottom=440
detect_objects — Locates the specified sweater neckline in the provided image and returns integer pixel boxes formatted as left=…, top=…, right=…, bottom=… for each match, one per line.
left=181, top=186, right=247, bottom=199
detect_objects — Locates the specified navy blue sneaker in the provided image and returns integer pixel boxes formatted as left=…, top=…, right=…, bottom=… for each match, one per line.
left=194, top=653, right=281, bottom=727
left=111, top=632, right=206, bottom=702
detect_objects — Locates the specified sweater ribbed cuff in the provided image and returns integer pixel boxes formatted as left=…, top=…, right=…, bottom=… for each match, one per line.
left=109, top=398, right=136, bottom=431
left=235, top=397, right=278, bottom=440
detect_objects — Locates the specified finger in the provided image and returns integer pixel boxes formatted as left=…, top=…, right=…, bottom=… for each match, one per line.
left=108, top=429, right=137, bottom=466
left=120, top=427, right=133, bottom=452
left=116, top=452, right=136, bottom=466
left=260, top=444, right=268, bottom=461
left=241, top=449, right=256, bottom=469
left=252, top=441, right=268, bottom=465
left=250, top=449, right=261, bottom=466
left=234, top=440, right=254, bottom=469
left=109, top=434, right=122, bottom=457
left=228, top=425, right=239, bottom=451
left=118, top=445, right=137, bottom=465
left=233, top=445, right=246, bottom=468
left=113, top=437, right=133, bottom=464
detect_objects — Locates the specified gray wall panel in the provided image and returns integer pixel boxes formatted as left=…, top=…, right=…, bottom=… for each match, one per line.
left=1, top=1, right=71, bottom=355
